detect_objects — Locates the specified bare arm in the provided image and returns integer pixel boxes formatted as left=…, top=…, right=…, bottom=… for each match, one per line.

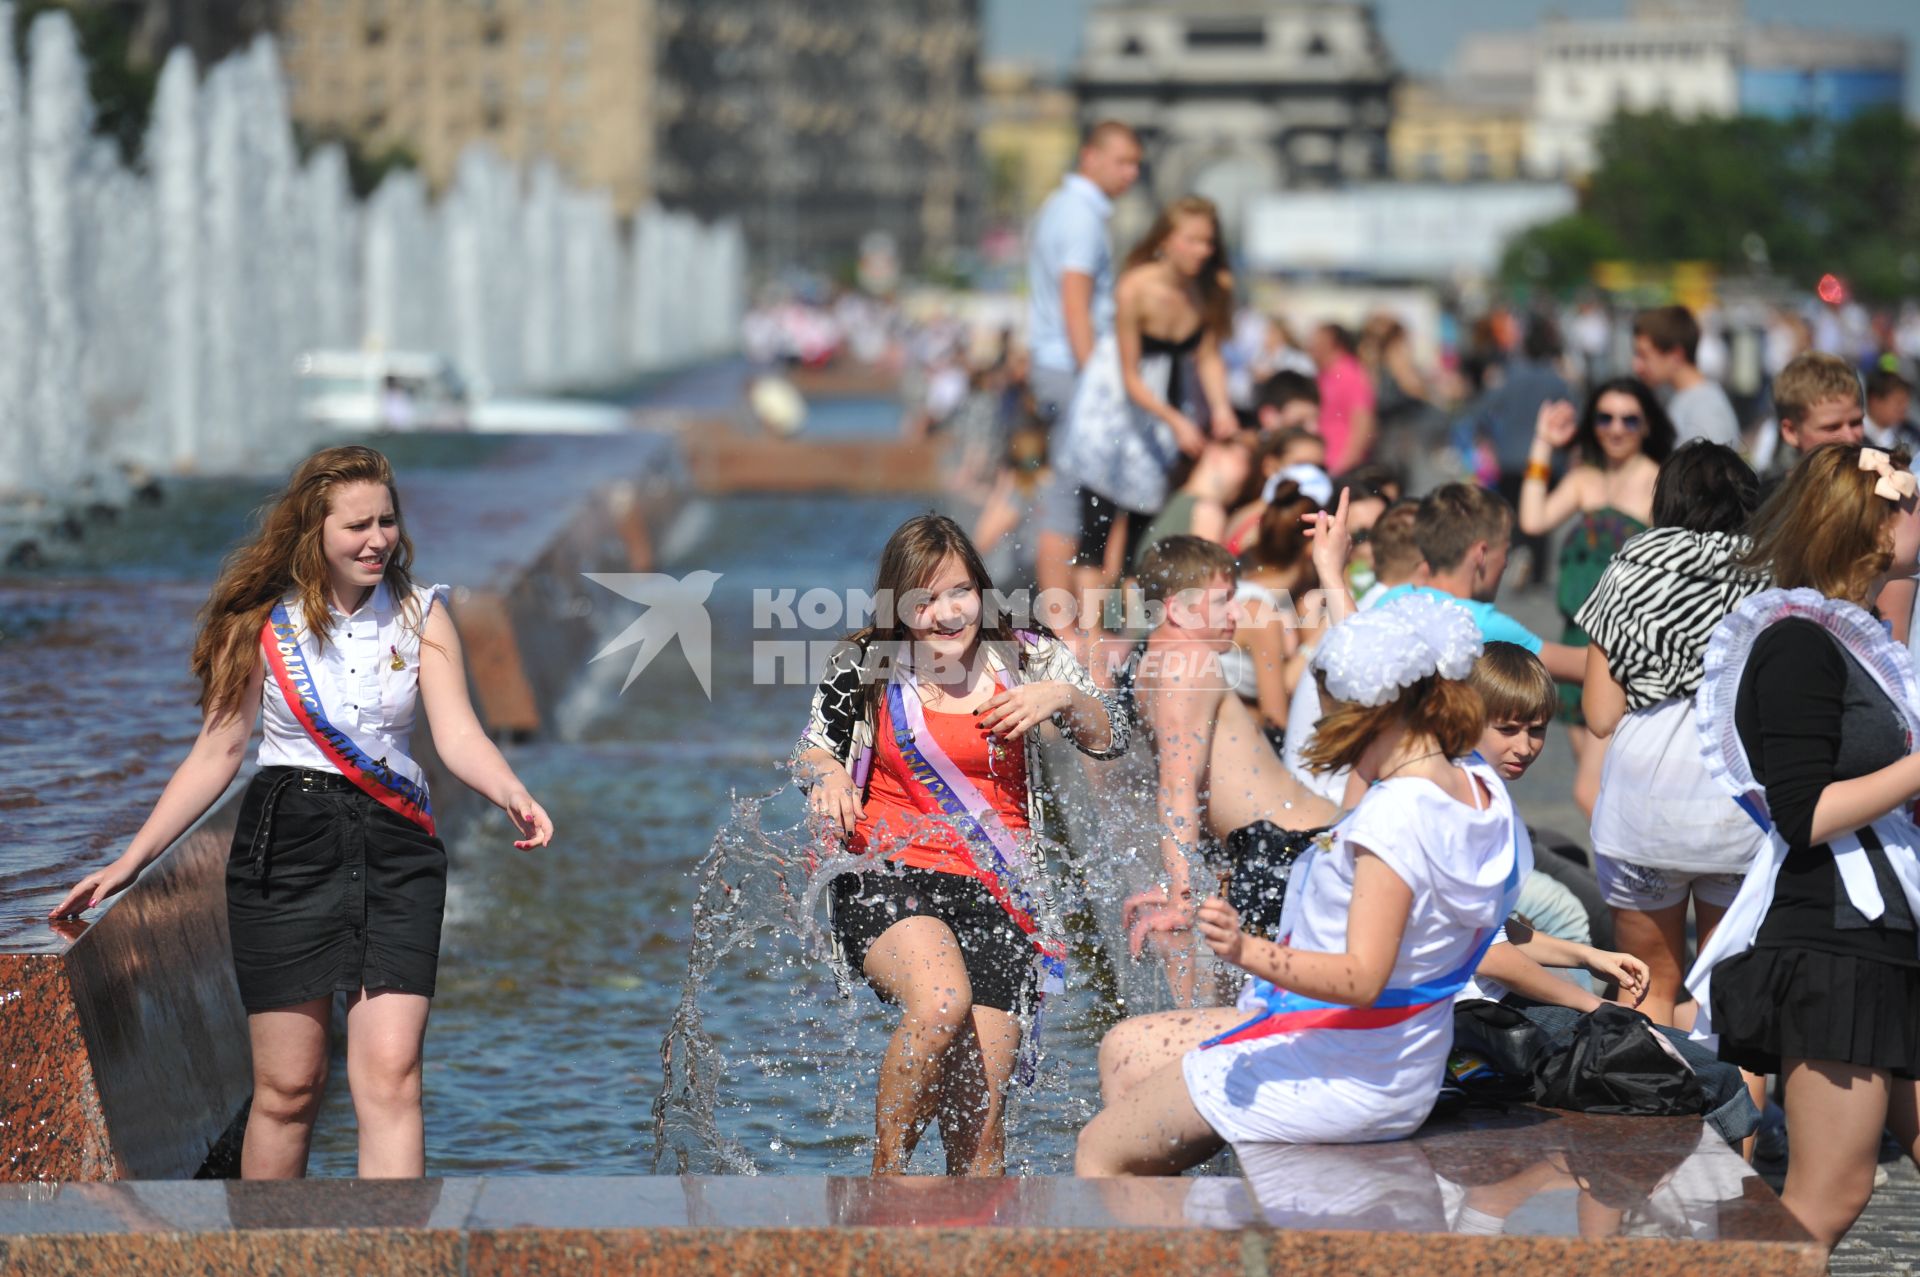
left=1196, top=849, right=1411, bottom=1006
left=1114, top=278, right=1204, bottom=452
left=1062, top=271, right=1096, bottom=370
left=1581, top=642, right=1627, bottom=738
left=1535, top=640, right=1587, bottom=684
left=51, top=666, right=264, bottom=917
left=1190, top=496, right=1227, bottom=545
left=1243, top=612, right=1291, bottom=732
left=1337, top=404, right=1377, bottom=473
left=1145, top=670, right=1219, bottom=904
left=1883, top=577, right=1916, bottom=644
left=1808, top=754, right=1920, bottom=847
left=1519, top=468, right=1590, bottom=538
left=969, top=472, right=1022, bottom=555
left=1500, top=916, right=1649, bottom=1005
left=418, top=604, right=553, bottom=848
left=1195, top=327, right=1237, bottom=438
left=1475, top=943, right=1603, bottom=1013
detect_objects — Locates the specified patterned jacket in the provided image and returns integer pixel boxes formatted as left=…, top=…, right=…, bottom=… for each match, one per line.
left=792, top=630, right=1128, bottom=841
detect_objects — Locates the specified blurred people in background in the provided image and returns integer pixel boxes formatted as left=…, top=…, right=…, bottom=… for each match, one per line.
left=1461, top=315, right=1571, bottom=590
left=971, top=424, right=1051, bottom=593
left=1633, top=305, right=1741, bottom=448
left=1133, top=438, right=1253, bottom=572
left=1518, top=379, right=1673, bottom=819
left=1359, top=314, right=1430, bottom=435
left=1310, top=323, right=1376, bottom=473
left=1027, top=120, right=1144, bottom=611
left=1760, top=352, right=1868, bottom=484
left=1865, top=368, right=1920, bottom=455
left=1250, top=369, right=1321, bottom=436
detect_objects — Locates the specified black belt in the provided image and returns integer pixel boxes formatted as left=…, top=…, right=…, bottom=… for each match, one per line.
left=248, top=767, right=357, bottom=879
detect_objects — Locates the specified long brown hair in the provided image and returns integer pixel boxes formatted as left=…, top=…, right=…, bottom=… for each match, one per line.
left=1301, top=675, right=1486, bottom=775
left=847, top=513, right=1015, bottom=725
left=191, top=445, right=420, bottom=721
left=1124, top=195, right=1233, bottom=341
left=1742, top=443, right=1907, bottom=607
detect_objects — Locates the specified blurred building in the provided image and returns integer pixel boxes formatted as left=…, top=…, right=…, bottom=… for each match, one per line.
left=1526, top=0, right=1907, bottom=177
left=1389, top=31, right=1533, bottom=183
left=1074, top=0, right=1396, bottom=244
left=1740, top=27, right=1905, bottom=122
left=978, top=62, right=1079, bottom=225
left=277, top=0, right=980, bottom=270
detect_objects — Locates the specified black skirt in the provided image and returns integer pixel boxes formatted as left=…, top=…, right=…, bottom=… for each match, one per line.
left=225, top=767, right=448, bottom=1014
left=829, top=868, right=1037, bottom=1014
left=1713, top=946, right=1920, bottom=1079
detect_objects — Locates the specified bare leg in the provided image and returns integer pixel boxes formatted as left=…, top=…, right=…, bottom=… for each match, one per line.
left=1891, top=1075, right=1920, bottom=1167
left=1779, top=1058, right=1890, bottom=1248
left=241, top=996, right=333, bottom=1179
left=1097, top=1007, right=1248, bottom=1105
left=1075, top=1056, right=1223, bottom=1177
left=345, top=988, right=432, bottom=1177
left=1609, top=900, right=1690, bottom=1026
left=862, top=916, right=974, bottom=1175
left=935, top=1004, right=1022, bottom=1176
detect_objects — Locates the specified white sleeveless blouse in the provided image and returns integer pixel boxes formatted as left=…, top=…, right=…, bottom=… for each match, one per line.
left=258, top=581, right=449, bottom=773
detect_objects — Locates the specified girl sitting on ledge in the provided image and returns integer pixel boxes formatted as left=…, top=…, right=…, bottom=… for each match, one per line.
left=53, top=445, right=554, bottom=1179
left=1075, top=591, right=1522, bottom=1172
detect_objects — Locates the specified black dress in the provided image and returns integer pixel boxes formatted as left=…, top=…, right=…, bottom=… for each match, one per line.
left=1713, top=617, right=1920, bottom=1078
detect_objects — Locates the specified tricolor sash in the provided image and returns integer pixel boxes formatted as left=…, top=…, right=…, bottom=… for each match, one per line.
left=1202, top=780, right=1523, bottom=1050
left=885, top=655, right=1068, bottom=998
left=261, top=602, right=436, bottom=834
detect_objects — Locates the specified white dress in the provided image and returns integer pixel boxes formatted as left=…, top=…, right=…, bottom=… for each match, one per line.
left=1183, top=759, right=1528, bottom=1146
left=1589, top=695, right=1766, bottom=874
left=1052, top=332, right=1179, bottom=514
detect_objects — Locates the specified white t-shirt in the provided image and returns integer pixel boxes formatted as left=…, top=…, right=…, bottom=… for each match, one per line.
left=1183, top=760, right=1529, bottom=1146
left=1666, top=380, right=1741, bottom=448
left=1590, top=695, right=1768, bottom=873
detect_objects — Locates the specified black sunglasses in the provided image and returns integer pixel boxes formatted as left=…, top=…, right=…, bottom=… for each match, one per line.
left=1595, top=412, right=1644, bottom=431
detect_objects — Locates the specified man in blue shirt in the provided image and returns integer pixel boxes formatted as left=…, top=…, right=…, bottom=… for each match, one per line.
left=1372, top=483, right=1586, bottom=683
left=1026, top=121, right=1142, bottom=609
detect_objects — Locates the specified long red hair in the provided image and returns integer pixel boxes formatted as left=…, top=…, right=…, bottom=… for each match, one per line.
left=191, top=445, right=421, bottom=721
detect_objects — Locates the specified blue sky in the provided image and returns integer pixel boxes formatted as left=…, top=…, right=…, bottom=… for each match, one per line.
left=984, top=0, right=1920, bottom=113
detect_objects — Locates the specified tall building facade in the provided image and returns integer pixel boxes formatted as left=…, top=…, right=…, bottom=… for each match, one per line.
left=276, top=0, right=980, bottom=270
left=1074, top=1, right=1396, bottom=242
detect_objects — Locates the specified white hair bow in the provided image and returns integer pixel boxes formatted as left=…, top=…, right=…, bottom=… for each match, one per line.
left=1859, top=448, right=1917, bottom=502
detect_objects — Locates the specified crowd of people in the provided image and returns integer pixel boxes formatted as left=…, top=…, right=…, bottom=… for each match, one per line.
left=786, top=118, right=1920, bottom=1252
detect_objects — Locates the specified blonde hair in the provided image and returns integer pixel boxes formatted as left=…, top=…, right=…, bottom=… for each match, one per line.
left=1742, top=443, right=1906, bottom=606
left=1124, top=196, right=1234, bottom=340
left=1773, top=352, right=1861, bottom=430
left=1137, top=535, right=1236, bottom=605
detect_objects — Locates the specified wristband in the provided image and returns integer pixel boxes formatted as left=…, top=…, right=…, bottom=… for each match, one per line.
left=1524, top=459, right=1551, bottom=485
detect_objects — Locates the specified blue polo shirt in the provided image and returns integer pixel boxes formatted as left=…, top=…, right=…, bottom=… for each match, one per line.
left=1026, top=173, right=1115, bottom=374
left=1370, top=585, right=1544, bottom=654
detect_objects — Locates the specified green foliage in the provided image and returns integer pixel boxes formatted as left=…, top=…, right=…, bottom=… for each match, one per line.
left=1503, top=107, right=1920, bottom=303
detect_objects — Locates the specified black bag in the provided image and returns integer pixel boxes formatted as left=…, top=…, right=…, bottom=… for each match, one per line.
left=1449, top=999, right=1549, bottom=1100
left=1532, top=1003, right=1707, bottom=1116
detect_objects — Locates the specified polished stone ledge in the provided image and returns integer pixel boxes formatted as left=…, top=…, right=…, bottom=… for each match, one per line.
left=0, top=1112, right=1826, bottom=1275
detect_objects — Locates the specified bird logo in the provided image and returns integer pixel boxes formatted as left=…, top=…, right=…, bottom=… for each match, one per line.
left=583, top=570, right=722, bottom=697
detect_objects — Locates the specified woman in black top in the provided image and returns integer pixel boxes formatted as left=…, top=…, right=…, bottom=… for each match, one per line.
left=1698, top=443, right=1920, bottom=1248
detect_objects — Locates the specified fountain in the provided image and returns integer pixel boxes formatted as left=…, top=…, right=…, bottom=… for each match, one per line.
left=0, top=5, right=745, bottom=522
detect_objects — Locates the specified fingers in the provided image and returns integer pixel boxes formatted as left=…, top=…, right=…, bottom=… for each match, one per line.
left=49, top=878, right=95, bottom=919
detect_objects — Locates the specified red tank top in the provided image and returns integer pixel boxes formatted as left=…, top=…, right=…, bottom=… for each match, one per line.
left=850, top=694, right=1029, bottom=877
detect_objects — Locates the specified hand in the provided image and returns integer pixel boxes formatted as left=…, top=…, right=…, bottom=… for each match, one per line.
left=1534, top=400, right=1577, bottom=451
left=1587, top=948, right=1650, bottom=1007
left=1209, top=407, right=1240, bottom=441
left=1123, top=886, right=1195, bottom=957
left=503, top=789, right=554, bottom=850
left=1303, top=484, right=1353, bottom=584
left=977, top=681, right=1072, bottom=739
left=1169, top=413, right=1207, bottom=457
left=805, top=763, right=864, bottom=837
left=1195, top=895, right=1248, bottom=965
left=50, top=855, right=141, bottom=919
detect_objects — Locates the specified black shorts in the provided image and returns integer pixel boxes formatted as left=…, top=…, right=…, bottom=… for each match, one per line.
left=226, top=767, right=448, bottom=1014
left=1074, top=487, right=1153, bottom=571
left=829, top=867, right=1037, bottom=1013
left=1223, top=821, right=1325, bottom=939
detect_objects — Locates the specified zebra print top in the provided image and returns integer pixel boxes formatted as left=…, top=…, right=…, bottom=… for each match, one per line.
left=1575, top=527, right=1766, bottom=712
